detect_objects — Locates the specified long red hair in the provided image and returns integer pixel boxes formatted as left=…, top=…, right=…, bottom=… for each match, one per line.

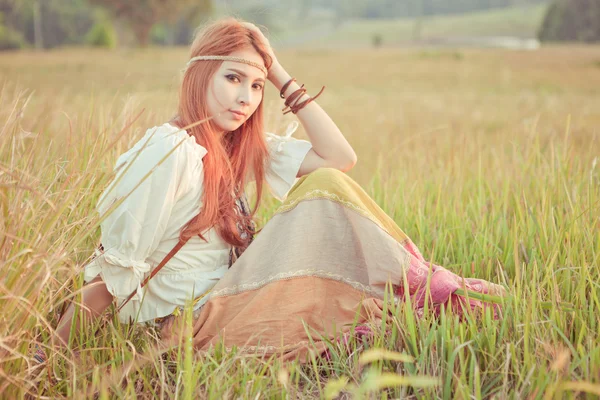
left=173, top=18, right=273, bottom=247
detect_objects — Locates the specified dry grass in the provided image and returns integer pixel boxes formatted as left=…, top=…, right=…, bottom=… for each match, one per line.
left=1, top=45, right=599, bottom=398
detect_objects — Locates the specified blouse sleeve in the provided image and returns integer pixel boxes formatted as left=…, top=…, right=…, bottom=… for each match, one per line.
left=86, top=128, right=205, bottom=301
left=265, top=121, right=313, bottom=201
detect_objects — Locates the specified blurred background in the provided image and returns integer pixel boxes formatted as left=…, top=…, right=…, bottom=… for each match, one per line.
left=1, top=0, right=599, bottom=186
left=1, top=3, right=599, bottom=397
left=0, top=0, right=598, bottom=51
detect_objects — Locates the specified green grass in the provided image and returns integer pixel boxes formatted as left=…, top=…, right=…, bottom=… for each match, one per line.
left=1, top=45, right=600, bottom=398
left=301, top=3, right=549, bottom=48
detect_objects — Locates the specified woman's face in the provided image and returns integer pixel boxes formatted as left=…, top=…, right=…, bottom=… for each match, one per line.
left=206, top=47, right=267, bottom=133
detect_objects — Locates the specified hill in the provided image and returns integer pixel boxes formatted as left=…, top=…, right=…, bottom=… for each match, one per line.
left=289, top=4, right=549, bottom=48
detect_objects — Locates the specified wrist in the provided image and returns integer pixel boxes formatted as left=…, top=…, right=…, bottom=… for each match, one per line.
left=268, top=63, right=292, bottom=91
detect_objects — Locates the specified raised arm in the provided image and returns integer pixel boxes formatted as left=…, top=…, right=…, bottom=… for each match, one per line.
left=244, top=23, right=357, bottom=176
left=268, top=64, right=358, bottom=176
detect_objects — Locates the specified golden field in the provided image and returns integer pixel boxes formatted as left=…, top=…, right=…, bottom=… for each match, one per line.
left=1, top=46, right=599, bottom=398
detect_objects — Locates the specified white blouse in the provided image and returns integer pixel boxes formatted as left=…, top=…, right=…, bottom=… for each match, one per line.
left=83, top=122, right=312, bottom=323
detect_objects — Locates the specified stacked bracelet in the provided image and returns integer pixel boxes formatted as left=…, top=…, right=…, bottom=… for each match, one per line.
left=280, top=78, right=296, bottom=98
left=279, top=78, right=326, bottom=115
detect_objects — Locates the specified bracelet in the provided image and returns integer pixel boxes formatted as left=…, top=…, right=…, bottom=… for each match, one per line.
left=282, top=85, right=326, bottom=115
left=279, top=75, right=327, bottom=115
left=290, top=86, right=325, bottom=114
left=282, top=86, right=306, bottom=115
left=283, top=84, right=305, bottom=106
left=280, top=78, right=296, bottom=99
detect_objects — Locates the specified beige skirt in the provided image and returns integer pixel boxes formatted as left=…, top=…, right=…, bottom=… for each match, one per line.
left=158, top=168, right=505, bottom=362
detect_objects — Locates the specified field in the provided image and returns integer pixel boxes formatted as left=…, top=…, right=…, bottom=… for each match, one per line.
left=1, top=44, right=600, bottom=398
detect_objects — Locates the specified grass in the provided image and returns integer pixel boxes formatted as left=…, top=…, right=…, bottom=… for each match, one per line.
left=297, top=3, right=549, bottom=48
left=1, top=44, right=599, bottom=398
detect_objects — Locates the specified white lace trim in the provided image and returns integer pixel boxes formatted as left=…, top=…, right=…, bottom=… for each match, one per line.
left=265, top=121, right=300, bottom=153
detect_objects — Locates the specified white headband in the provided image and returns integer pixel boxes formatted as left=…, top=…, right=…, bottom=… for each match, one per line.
left=186, top=55, right=268, bottom=76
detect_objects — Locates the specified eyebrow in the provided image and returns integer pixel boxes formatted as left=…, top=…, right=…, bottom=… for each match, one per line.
left=226, top=68, right=266, bottom=82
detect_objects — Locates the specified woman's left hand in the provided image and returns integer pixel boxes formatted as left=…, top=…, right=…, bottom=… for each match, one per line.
left=241, top=22, right=281, bottom=76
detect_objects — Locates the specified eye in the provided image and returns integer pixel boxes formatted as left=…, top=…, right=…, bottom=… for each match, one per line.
left=253, top=83, right=264, bottom=90
left=226, top=74, right=240, bottom=83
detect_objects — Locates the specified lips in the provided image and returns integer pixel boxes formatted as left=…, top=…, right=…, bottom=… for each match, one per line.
left=229, top=110, right=246, bottom=117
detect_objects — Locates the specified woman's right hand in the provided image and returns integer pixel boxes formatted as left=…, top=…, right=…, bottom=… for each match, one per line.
left=242, top=22, right=280, bottom=71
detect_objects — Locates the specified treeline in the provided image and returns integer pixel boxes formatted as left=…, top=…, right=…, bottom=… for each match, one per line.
left=1, top=0, right=94, bottom=49
left=0, top=0, right=212, bottom=50
left=1, top=0, right=597, bottom=49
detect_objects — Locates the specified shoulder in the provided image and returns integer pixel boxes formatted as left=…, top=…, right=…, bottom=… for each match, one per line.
left=265, top=121, right=303, bottom=154
left=115, top=123, right=208, bottom=172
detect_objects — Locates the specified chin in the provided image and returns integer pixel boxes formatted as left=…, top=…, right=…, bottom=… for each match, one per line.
left=226, top=124, right=243, bottom=132
left=214, top=121, right=240, bottom=133
left=228, top=122, right=245, bottom=131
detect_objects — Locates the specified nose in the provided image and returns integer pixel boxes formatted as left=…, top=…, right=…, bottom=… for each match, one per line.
left=237, top=85, right=252, bottom=106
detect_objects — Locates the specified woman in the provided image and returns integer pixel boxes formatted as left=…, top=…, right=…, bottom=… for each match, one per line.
left=38, top=18, right=504, bottom=364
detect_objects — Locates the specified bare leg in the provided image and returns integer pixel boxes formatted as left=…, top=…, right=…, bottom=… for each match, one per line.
left=54, top=275, right=114, bottom=349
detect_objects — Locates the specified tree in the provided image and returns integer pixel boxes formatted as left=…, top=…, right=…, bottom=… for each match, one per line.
left=539, top=0, right=600, bottom=42
left=0, top=0, right=95, bottom=49
left=90, top=0, right=212, bottom=46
